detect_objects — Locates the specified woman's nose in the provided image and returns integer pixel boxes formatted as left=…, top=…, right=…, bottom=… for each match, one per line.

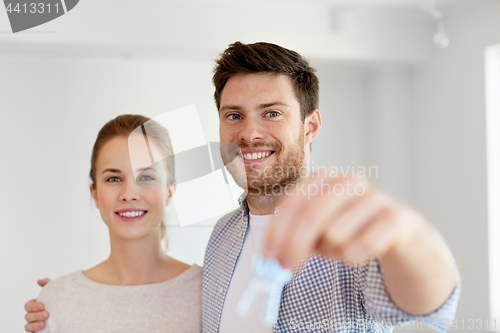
left=119, top=180, right=141, bottom=202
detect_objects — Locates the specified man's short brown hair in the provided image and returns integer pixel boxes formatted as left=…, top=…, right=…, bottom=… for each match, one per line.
left=213, top=41, right=319, bottom=122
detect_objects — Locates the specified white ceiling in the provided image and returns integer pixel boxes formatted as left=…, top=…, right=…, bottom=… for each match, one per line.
left=199, top=0, right=470, bottom=9
left=0, top=0, right=479, bottom=62
left=312, top=0, right=465, bottom=7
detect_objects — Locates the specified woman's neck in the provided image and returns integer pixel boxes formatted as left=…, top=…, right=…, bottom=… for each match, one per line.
left=84, top=233, right=186, bottom=286
left=108, top=233, right=169, bottom=285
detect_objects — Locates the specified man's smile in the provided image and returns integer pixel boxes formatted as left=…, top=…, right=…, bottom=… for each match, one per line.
left=237, top=148, right=276, bottom=164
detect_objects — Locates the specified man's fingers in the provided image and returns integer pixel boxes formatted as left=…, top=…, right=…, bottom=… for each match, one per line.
left=24, top=282, right=50, bottom=332
left=314, top=238, right=343, bottom=258
left=38, top=278, right=51, bottom=287
left=24, top=299, right=48, bottom=333
left=25, top=321, right=45, bottom=332
left=278, top=177, right=359, bottom=267
left=342, top=208, right=399, bottom=263
left=322, top=190, right=392, bottom=247
left=25, top=311, right=49, bottom=323
left=24, top=299, right=44, bottom=312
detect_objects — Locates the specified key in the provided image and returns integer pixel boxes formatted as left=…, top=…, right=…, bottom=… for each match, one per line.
left=235, top=254, right=292, bottom=326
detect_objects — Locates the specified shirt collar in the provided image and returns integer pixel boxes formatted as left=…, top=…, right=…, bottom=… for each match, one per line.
left=237, top=193, right=250, bottom=218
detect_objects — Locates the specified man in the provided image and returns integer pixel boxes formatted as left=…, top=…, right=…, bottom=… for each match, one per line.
left=25, top=42, right=459, bottom=332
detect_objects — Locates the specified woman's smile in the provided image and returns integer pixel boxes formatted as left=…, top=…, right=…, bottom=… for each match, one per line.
left=115, top=208, right=148, bottom=222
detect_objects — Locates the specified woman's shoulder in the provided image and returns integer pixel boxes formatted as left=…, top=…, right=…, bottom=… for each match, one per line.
left=153, top=263, right=203, bottom=299
left=191, top=263, right=203, bottom=274
left=36, top=271, right=86, bottom=302
left=187, top=264, right=203, bottom=281
left=164, top=257, right=202, bottom=281
left=168, top=263, right=203, bottom=286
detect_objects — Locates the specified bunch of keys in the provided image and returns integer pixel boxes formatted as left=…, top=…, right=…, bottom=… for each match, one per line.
left=235, top=254, right=292, bottom=326
left=235, top=206, right=292, bottom=327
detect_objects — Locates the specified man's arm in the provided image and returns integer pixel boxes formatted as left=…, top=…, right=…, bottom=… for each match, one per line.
left=24, top=279, right=50, bottom=332
left=264, top=174, right=459, bottom=316
left=380, top=213, right=458, bottom=315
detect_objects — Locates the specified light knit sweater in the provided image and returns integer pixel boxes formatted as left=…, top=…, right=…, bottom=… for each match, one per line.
left=35, top=265, right=202, bottom=333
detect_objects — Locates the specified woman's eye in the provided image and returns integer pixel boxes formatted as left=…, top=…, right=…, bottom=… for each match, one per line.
left=107, top=176, right=121, bottom=182
left=267, top=111, right=279, bottom=117
left=140, top=175, right=155, bottom=181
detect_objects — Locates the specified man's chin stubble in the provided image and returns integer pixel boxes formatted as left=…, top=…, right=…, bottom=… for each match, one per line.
left=246, top=177, right=300, bottom=209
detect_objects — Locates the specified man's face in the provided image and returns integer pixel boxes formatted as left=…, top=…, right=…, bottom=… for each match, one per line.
left=219, top=73, right=307, bottom=198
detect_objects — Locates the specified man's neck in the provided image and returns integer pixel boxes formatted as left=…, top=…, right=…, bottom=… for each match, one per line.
left=245, top=161, right=311, bottom=215
left=246, top=192, right=285, bottom=215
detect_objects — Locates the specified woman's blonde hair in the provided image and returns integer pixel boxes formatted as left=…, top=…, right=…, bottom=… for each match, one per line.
left=89, top=115, right=175, bottom=240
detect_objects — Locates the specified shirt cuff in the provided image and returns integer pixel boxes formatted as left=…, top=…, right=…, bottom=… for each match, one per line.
left=363, top=258, right=460, bottom=333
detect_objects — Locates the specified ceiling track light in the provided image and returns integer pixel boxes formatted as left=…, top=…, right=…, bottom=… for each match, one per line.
left=421, top=0, right=450, bottom=49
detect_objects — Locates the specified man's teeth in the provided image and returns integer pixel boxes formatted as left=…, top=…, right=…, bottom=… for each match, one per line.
left=242, top=152, right=271, bottom=160
left=119, top=211, right=145, bottom=218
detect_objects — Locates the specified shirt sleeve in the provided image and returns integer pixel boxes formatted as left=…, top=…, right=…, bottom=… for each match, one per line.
left=359, top=258, right=460, bottom=332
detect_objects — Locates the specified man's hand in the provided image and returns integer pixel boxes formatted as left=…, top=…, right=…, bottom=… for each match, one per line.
left=264, top=174, right=414, bottom=266
left=264, top=173, right=458, bottom=315
left=24, top=279, right=50, bottom=332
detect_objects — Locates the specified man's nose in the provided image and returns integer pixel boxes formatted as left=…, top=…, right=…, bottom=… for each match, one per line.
left=238, top=116, right=265, bottom=143
left=119, top=180, right=141, bottom=202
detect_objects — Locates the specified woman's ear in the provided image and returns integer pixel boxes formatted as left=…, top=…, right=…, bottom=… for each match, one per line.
left=90, top=184, right=100, bottom=209
left=166, top=184, right=177, bottom=206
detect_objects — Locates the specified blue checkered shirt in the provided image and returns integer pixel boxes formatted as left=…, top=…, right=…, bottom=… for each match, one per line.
left=202, top=198, right=460, bottom=332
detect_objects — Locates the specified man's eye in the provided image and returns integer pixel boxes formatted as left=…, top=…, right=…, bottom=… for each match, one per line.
left=107, top=176, right=121, bottom=182
left=228, top=114, right=241, bottom=120
left=140, top=175, right=155, bottom=181
left=267, top=111, right=279, bottom=117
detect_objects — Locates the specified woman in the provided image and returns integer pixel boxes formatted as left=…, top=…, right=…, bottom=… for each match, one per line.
left=31, top=115, right=202, bottom=332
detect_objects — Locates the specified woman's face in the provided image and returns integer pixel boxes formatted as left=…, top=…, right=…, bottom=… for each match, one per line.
left=90, top=135, right=172, bottom=241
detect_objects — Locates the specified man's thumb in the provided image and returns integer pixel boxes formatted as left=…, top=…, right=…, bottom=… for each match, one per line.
left=37, top=278, right=51, bottom=287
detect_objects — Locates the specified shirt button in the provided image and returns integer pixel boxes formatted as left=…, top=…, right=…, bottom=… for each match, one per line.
left=238, top=231, right=242, bottom=238
left=219, top=287, right=224, bottom=294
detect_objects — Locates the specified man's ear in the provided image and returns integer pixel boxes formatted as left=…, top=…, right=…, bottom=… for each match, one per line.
left=304, top=109, right=322, bottom=145
left=166, top=184, right=177, bottom=206
left=90, top=184, right=99, bottom=209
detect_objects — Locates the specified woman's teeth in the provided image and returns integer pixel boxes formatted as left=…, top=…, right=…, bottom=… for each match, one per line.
left=242, top=152, right=271, bottom=160
left=118, top=211, right=145, bottom=218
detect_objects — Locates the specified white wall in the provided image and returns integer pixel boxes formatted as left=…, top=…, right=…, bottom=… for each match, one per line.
left=486, top=43, right=500, bottom=328
left=312, top=64, right=369, bottom=167
left=412, top=1, right=500, bottom=331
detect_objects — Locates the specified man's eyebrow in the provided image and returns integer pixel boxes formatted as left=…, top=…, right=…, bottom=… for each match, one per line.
left=219, top=102, right=290, bottom=113
left=219, top=105, right=241, bottom=113
left=258, top=102, right=290, bottom=109
left=102, top=168, right=121, bottom=174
